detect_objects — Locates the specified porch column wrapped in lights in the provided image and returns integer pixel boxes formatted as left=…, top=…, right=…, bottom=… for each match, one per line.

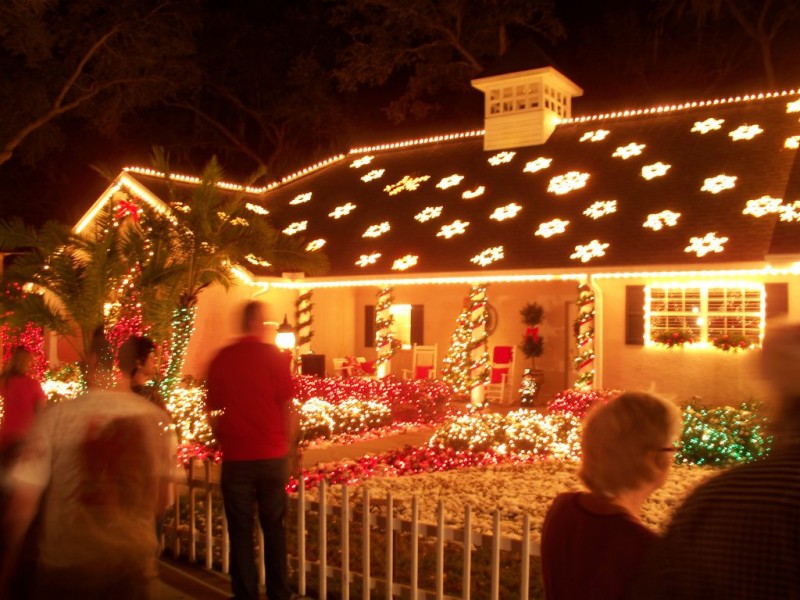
left=294, top=289, right=314, bottom=355
left=374, top=286, right=397, bottom=378
left=468, top=284, right=490, bottom=406
left=573, top=283, right=596, bottom=390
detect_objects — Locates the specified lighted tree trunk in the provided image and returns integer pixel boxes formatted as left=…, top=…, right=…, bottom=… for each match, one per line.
left=159, top=304, right=197, bottom=399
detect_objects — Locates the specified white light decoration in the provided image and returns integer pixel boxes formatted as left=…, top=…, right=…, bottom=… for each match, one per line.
left=579, top=130, right=609, bottom=142
left=282, top=221, right=307, bottom=235
left=490, top=203, right=522, bottom=221
left=786, top=99, right=800, bottom=113
left=470, top=246, right=504, bottom=266
left=436, top=174, right=464, bottom=189
left=612, top=143, right=646, bottom=159
left=229, top=217, right=249, bottom=226
left=350, top=129, right=484, bottom=154
left=785, top=136, right=800, bottom=149
left=329, top=203, right=356, bottom=219
left=535, top=219, right=570, bottom=238
left=437, top=220, right=470, bottom=238
left=356, top=253, right=381, bottom=267
left=462, top=186, right=485, bottom=199
left=392, top=254, right=419, bottom=271
left=290, top=192, right=312, bottom=205
left=245, top=253, right=272, bottom=267
left=384, top=175, right=431, bottom=195
left=685, top=232, right=728, bottom=257
left=701, top=174, right=737, bottom=193
left=363, top=222, right=391, bottom=237
left=691, top=118, right=725, bottom=134
left=641, top=162, right=671, bottom=180
left=571, top=240, right=609, bottom=263
left=245, top=202, right=269, bottom=215
left=523, top=157, right=552, bottom=173
left=172, top=202, right=191, bottom=213
left=488, top=151, right=516, bottom=165
left=548, top=171, right=590, bottom=195
left=306, top=239, right=326, bottom=251
left=779, top=201, right=800, bottom=222
left=743, top=196, right=783, bottom=217
left=361, top=169, right=385, bottom=182
left=728, top=124, right=763, bottom=141
left=643, top=210, right=681, bottom=230
left=350, top=155, right=374, bottom=168
left=583, top=200, right=617, bottom=219
left=415, top=206, right=443, bottom=222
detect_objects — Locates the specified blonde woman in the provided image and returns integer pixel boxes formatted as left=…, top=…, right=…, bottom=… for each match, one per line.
left=541, top=392, right=682, bottom=600
left=0, top=347, right=46, bottom=466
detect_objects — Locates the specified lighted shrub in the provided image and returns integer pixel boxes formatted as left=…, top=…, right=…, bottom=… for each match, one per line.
left=546, top=388, right=620, bottom=419
left=330, top=398, right=392, bottom=435
left=429, top=412, right=509, bottom=452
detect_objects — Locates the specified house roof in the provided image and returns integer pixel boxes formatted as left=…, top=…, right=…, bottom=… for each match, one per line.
left=121, top=90, right=800, bottom=281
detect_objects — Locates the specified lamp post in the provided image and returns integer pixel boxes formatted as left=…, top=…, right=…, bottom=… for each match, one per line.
left=275, top=314, right=296, bottom=352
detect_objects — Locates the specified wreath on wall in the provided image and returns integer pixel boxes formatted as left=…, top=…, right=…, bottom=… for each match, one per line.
left=520, top=302, right=545, bottom=361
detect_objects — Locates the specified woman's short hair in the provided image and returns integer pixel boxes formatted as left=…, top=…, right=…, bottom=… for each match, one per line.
left=117, top=336, right=156, bottom=377
left=578, top=391, right=682, bottom=497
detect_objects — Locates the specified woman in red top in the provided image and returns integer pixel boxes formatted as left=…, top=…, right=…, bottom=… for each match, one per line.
left=0, top=347, right=46, bottom=466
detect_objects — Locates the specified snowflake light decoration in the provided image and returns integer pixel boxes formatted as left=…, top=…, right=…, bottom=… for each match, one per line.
left=535, top=219, right=570, bottom=238
left=785, top=136, right=800, bottom=149
left=363, top=222, right=391, bottom=237
left=523, top=157, right=552, bottom=173
left=171, top=202, right=191, bottom=213
left=362, top=169, right=385, bottom=182
left=437, top=220, right=470, bottom=239
left=570, top=240, right=609, bottom=263
left=283, top=221, right=307, bottom=235
left=350, top=155, right=374, bottom=168
left=245, top=202, right=269, bottom=215
left=490, top=203, right=522, bottom=221
left=392, top=255, right=419, bottom=271
left=701, top=174, right=737, bottom=193
left=356, top=253, right=381, bottom=267
left=329, top=203, right=356, bottom=219
left=229, top=218, right=249, bottom=227
left=488, top=151, right=516, bottom=166
left=641, top=162, right=671, bottom=180
left=691, top=118, right=725, bottom=134
left=290, top=193, right=312, bottom=205
left=245, top=254, right=271, bottom=267
left=470, top=246, right=504, bottom=267
left=779, top=201, right=800, bottom=222
left=415, top=206, right=443, bottom=222
left=743, top=196, right=783, bottom=218
left=306, top=239, right=326, bottom=251
left=548, top=171, right=590, bottom=195
left=643, top=210, right=681, bottom=230
left=436, top=174, right=464, bottom=189
left=612, top=143, right=645, bottom=159
left=579, top=130, right=609, bottom=142
left=583, top=200, right=617, bottom=220
left=384, top=175, right=431, bottom=195
left=728, top=124, right=763, bottom=141
left=786, top=99, right=800, bottom=113
left=462, top=186, right=485, bottom=199
left=685, top=232, right=728, bottom=257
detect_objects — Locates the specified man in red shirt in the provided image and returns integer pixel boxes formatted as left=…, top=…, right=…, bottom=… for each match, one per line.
left=205, top=301, right=295, bottom=600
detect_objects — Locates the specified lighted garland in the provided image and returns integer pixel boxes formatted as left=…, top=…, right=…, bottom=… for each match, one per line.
left=573, top=284, right=596, bottom=389
left=294, top=290, right=314, bottom=349
left=653, top=330, right=696, bottom=347
left=159, top=305, right=197, bottom=398
left=710, top=333, right=752, bottom=351
left=374, top=287, right=399, bottom=366
left=468, top=285, right=490, bottom=393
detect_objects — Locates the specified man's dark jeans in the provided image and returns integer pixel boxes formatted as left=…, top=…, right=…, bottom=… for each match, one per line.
left=221, top=457, right=291, bottom=600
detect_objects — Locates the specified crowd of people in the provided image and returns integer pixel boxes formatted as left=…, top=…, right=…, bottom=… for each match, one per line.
left=0, top=304, right=798, bottom=599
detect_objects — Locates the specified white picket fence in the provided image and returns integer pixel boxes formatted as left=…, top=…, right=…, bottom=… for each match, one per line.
left=165, top=460, right=542, bottom=599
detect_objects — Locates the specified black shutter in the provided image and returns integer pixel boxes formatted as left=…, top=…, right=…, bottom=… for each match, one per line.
left=765, top=283, right=788, bottom=320
left=364, top=305, right=375, bottom=347
left=410, top=305, right=424, bottom=345
left=625, top=285, right=646, bottom=345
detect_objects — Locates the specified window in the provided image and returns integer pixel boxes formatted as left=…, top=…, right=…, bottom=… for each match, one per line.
left=364, top=305, right=424, bottom=348
left=487, top=82, right=541, bottom=116
left=645, top=284, right=764, bottom=346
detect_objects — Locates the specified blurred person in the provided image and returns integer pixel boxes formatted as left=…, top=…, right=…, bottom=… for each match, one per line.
left=205, top=301, right=295, bottom=600
left=541, top=391, right=682, bottom=600
left=0, top=330, right=176, bottom=599
left=118, top=335, right=166, bottom=410
left=0, top=347, right=46, bottom=467
left=628, top=320, right=800, bottom=599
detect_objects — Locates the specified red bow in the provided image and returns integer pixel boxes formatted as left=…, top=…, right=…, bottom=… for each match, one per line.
left=116, top=200, right=140, bottom=222
left=525, top=327, right=539, bottom=342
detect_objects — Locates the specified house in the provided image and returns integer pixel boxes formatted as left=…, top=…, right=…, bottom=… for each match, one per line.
left=73, top=56, right=800, bottom=406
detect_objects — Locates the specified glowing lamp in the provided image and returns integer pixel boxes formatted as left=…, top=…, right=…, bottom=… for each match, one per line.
left=275, top=315, right=296, bottom=351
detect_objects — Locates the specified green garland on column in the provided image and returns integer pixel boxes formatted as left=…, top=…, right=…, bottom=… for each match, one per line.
left=573, top=283, right=596, bottom=389
left=468, top=284, right=490, bottom=391
left=374, top=286, right=400, bottom=365
left=295, top=290, right=314, bottom=348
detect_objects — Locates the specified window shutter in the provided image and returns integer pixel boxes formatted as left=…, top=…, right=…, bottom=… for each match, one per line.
left=765, top=283, right=788, bottom=320
left=364, top=305, right=375, bottom=347
left=410, top=305, right=424, bottom=345
left=625, top=285, right=646, bottom=345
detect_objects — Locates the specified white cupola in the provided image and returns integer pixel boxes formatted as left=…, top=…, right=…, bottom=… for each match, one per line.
left=471, top=42, right=583, bottom=150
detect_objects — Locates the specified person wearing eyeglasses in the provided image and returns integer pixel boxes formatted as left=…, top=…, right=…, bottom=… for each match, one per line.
left=541, top=391, right=682, bottom=600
